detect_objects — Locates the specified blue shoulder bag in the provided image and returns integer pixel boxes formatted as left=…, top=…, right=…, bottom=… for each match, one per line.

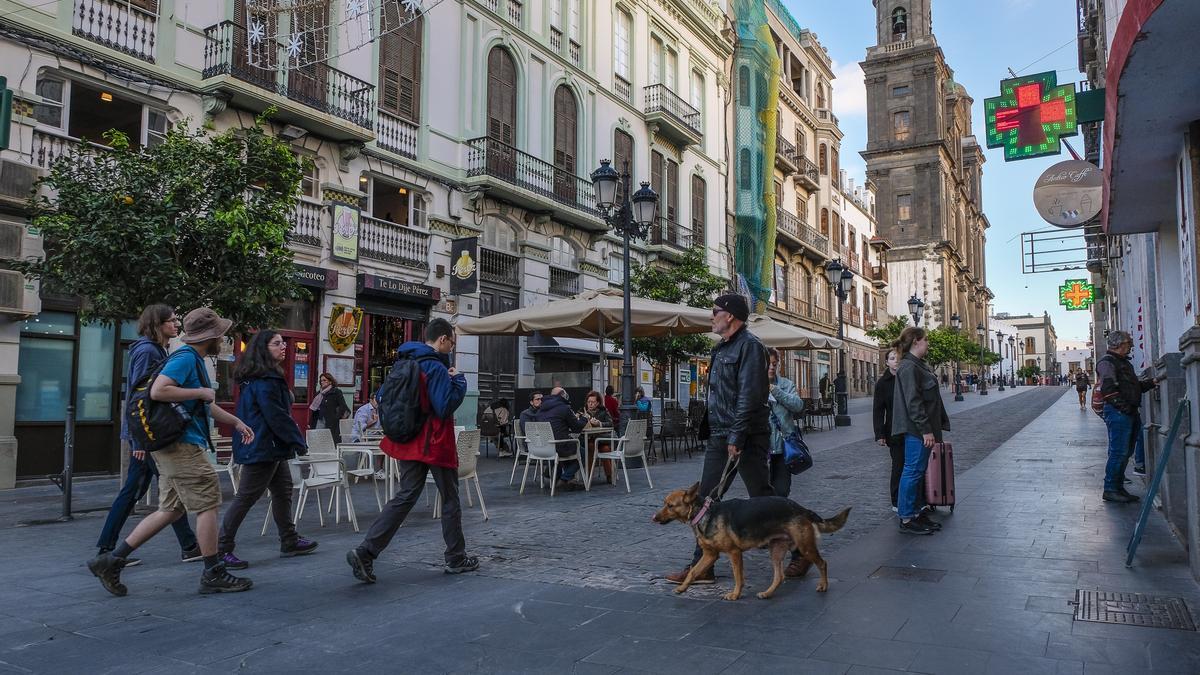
left=770, top=410, right=813, bottom=475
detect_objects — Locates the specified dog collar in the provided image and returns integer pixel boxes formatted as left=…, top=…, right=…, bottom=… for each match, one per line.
left=690, top=497, right=713, bottom=526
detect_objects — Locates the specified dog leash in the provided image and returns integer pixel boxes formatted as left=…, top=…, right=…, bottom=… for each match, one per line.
left=691, top=454, right=741, bottom=526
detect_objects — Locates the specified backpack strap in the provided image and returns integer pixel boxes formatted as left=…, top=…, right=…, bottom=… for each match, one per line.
left=191, top=353, right=217, bottom=454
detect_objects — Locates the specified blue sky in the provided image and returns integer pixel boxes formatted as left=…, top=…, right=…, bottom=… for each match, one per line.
left=780, top=0, right=1092, bottom=342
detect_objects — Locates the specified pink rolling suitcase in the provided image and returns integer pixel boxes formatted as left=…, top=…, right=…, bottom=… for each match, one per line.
left=925, top=442, right=955, bottom=511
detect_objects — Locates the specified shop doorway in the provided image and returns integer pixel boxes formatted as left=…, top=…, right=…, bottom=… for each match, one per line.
left=478, top=285, right=518, bottom=407
left=362, top=314, right=425, bottom=402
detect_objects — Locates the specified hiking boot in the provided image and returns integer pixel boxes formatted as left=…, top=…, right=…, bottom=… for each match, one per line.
left=97, top=548, right=140, bottom=567
left=180, top=546, right=203, bottom=563
left=87, top=552, right=128, bottom=597
left=347, top=548, right=376, bottom=584
left=915, top=513, right=943, bottom=530
left=899, top=519, right=935, bottom=535
left=199, top=565, right=253, bottom=594
left=1103, top=490, right=1136, bottom=503
left=785, top=559, right=811, bottom=578
left=1132, top=466, right=1147, bottom=477
left=220, top=552, right=249, bottom=570
left=1118, top=489, right=1141, bottom=502
left=445, top=555, right=480, bottom=575
left=665, top=565, right=715, bottom=584
left=281, top=537, right=319, bottom=557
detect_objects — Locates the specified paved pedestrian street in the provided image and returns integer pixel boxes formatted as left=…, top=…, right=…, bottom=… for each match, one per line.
left=2, top=387, right=1198, bottom=673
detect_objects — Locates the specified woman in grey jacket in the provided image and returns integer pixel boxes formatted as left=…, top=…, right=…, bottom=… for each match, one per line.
left=891, top=327, right=949, bottom=535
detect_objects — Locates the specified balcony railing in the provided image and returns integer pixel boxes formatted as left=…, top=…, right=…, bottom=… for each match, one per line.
left=550, top=27, right=563, bottom=53
left=507, top=0, right=523, bottom=25
left=847, top=251, right=861, bottom=273
left=376, top=109, right=418, bottom=159
left=649, top=217, right=692, bottom=250
left=480, top=247, right=521, bottom=286
left=842, top=303, right=862, bottom=327
left=465, top=136, right=599, bottom=217
left=289, top=198, right=323, bottom=248
left=569, top=40, right=581, bottom=66
left=644, top=84, right=702, bottom=136
left=360, top=214, right=430, bottom=270
left=775, top=207, right=827, bottom=253
left=816, top=108, right=839, bottom=127
left=614, top=75, right=632, bottom=104
left=30, top=128, right=106, bottom=169
left=795, top=155, right=820, bottom=189
left=549, top=267, right=581, bottom=297
left=870, top=264, right=889, bottom=284
left=202, top=21, right=375, bottom=129
left=813, top=305, right=832, bottom=325
left=73, top=0, right=157, bottom=63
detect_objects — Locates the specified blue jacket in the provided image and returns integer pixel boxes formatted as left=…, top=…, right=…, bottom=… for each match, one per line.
left=767, top=375, right=805, bottom=455
left=121, top=336, right=167, bottom=448
left=379, top=341, right=467, bottom=468
left=233, top=372, right=307, bottom=464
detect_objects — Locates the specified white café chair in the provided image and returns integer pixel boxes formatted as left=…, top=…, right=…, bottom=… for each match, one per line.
left=508, top=421, right=531, bottom=486
left=298, top=429, right=359, bottom=531
left=520, top=422, right=588, bottom=496
left=339, top=438, right=385, bottom=512
left=588, top=418, right=652, bottom=492
left=338, top=418, right=356, bottom=442
left=208, top=433, right=240, bottom=495
left=429, top=429, right=488, bottom=521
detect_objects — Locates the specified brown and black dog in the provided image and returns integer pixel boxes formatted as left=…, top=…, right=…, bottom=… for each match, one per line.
left=652, top=483, right=850, bottom=601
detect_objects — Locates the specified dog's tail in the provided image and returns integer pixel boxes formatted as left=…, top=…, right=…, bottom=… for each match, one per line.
left=815, top=507, right=851, bottom=534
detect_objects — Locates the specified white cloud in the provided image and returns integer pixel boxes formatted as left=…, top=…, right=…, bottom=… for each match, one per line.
left=831, top=60, right=867, bottom=117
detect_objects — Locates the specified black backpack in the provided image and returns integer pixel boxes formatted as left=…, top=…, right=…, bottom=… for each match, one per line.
left=126, top=353, right=210, bottom=451
left=379, top=353, right=436, bottom=443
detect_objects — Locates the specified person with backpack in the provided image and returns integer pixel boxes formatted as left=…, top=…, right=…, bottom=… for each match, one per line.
left=1074, top=369, right=1091, bottom=411
left=216, top=330, right=318, bottom=570
left=346, top=318, right=475, bottom=583
left=88, top=308, right=256, bottom=597
left=95, top=304, right=201, bottom=567
left=1096, top=331, right=1158, bottom=502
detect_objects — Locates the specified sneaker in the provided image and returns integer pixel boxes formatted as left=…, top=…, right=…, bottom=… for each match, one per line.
left=915, top=514, right=942, bottom=531
left=890, top=505, right=898, bottom=513
left=280, top=537, right=319, bottom=557
left=899, top=519, right=935, bottom=535
left=665, top=565, right=715, bottom=584
left=347, top=548, right=376, bottom=584
left=445, top=555, right=480, bottom=575
left=1102, top=490, right=1136, bottom=503
left=199, top=565, right=253, bottom=594
left=785, top=559, right=811, bottom=578
left=220, top=552, right=249, bottom=570
left=1132, top=466, right=1147, bottom=477
left=180, top=546, right=203, bottom=563
left=87, top=552, right=128, bottom=597
left=498, top=451, right=514, bottom=458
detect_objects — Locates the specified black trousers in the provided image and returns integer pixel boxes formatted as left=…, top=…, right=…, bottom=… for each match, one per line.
left=359, top=460, right=466, bottom=564
left=691, top=432, right=773, bottom=565
left=887, top=436, right=905, bottom=508
left=219, top=460, right=297, bottom=554
left=769, top=453, right=792, bottom=499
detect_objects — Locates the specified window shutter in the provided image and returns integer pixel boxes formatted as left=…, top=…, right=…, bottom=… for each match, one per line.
left=553, top=86, right=577, bottom=174
left=487, top=48, right=516, bottom=145
left=691, top=175, right=706, bottom=247
left=666, top=160, right=678, bottom=223
left=651, top=152, right=664, bottom=209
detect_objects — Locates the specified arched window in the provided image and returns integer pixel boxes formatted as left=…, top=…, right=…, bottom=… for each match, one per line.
left=820, top=208, right=829, bottom=235
left=483, top=217, right=518, bottom=253
left=739, top=148, right=751, bottom=189
left=614, top=9, right=631, bottom=82
left=738, top=65, right=750, bottom=106
left=549, top=236, right=577, bottom=269
left=487, top=47, right=517, bottom=145
left=380, top=6, right=422, bottom=122
left=552, top=85, right=578, bottom=200
left=819, top=144, right=827, bottom=174
left=892, top=7, right=909, bottom=41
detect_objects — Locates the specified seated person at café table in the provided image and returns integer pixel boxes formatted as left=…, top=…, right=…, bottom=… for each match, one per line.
left=351, top=393, right=384, bottom=480
left=518, top=391, right=543, bottom=435
left=533, top=387, right=586, bottom=491
left=582, top=390, right=616, bottom=485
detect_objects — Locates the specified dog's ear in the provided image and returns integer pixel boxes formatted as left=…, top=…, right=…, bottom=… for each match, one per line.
left=686, top=482, right=700, bottom=497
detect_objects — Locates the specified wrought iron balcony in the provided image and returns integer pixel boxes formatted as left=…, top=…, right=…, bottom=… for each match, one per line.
left=549, top=267, right=581, bottom=297
left=649, top=217, right=693, bottom=252
left=775, top=207, right=828, bottom=259
left=376, top=110, right=417, bottom=159
left=775, top=135, right=799, bottom=174
left=794, top=155, right=820, bottom=191
left=201, top=21, right=375, bottom=138
left=480, top=248, right=521, bottom=286
left=643, top=84, right=702, bottom=147
left=73, top=0, right=157, bottom=63
left=465, top=136, right=601, bottom=229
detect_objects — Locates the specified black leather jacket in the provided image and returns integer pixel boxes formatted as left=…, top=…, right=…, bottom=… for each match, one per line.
left=891, top=353, right=950, bottom=441
left=705, top=325, right=769, bottom=448
left=1096, top=351, right=1154, bottom=414
left=873, top=370, right=899, bottom=442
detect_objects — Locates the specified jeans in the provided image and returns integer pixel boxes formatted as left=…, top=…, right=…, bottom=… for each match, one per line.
left=690, top=433, right=773, bottom=565
left=359, top=460, right=467, bottom=564
left=218, top=461, right=297, bottom=554
left=898, top=434, right=931, bottom=520
left=1103, top=404, right=1143, bottom=491
left=96, top=452, right=198, bottom=552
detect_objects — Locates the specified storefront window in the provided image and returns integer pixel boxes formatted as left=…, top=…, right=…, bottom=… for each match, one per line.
left=16, top=338, right=73, bottom=421
left=76, top=323, right=116, bottom=420
left=22, top=311, right=75, bottom=336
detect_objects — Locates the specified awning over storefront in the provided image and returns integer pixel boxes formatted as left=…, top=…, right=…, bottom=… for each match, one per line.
left=1102, top=0, right=1200, bottom=234
left=526, top=333, right=623, bottom=362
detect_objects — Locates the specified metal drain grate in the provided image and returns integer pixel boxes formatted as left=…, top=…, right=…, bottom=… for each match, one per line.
left=869, top=566, right=946, bottom=583
left=1072, top=590, right=1197, bottom=630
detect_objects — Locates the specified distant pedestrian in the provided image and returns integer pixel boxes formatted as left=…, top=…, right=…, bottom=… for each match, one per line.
left=217, top=330, right=318, bottom=570
left=88, top=308, right=256, bottom=596
left=1074, top=370, right=1090, bottom=410
left=1096, top=331, right=1158, bottom=502
left=533, top=386, right=587, bottom=491
left=892, top=327, right=948, bottom=535
left=765, top=348, right=808, bottom=577
left=666, top=293, right=773, bottom=584
left=346, top=319, right=476, bottom=584
left=873, top=347, right=905, bottom=512
left=94, top=304, right=200, bottom=567
left=604, top=385, right=621, bottom=428
left=310, top=372, right=350, bottom=443
left=635, top=386, right=650, bottom=412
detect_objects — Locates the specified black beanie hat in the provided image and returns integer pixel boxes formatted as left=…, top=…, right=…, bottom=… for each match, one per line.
left=713, top=293, right=750, bottom=322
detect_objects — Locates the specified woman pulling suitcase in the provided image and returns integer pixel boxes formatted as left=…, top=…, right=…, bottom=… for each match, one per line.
left=892, top=327, right=951, bottom=535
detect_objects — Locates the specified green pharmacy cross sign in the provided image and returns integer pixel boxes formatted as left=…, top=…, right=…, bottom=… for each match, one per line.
left=1059, top=279, right=1095, bottom=311
left=985, top=72, right=1078, bottom=161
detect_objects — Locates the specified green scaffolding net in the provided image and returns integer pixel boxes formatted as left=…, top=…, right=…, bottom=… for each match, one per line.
left=731, top=0, right=781, bottom=311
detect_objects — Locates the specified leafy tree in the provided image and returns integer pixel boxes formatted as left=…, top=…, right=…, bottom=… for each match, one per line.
left=865, top=315, right=908, bottom=346
left=1018, top=364, right=1043, bottom=379
left=626, top=246, right=727, bottom=393
left=14, top=114, right=307, bottom=329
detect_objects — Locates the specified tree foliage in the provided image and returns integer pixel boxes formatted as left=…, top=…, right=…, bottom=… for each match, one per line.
left=13, top=115, right=307, bottom=329
left=626, top=246, right=727, bottom=374
left=1018, top=364, right=1043, bottom=379
left=865, top=315, right=908, bottom=346
left=925, top=327, right=995, bottom=368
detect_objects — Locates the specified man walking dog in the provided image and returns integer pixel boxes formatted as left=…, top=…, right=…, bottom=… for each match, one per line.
left=666, top=293, right=774, bottom=584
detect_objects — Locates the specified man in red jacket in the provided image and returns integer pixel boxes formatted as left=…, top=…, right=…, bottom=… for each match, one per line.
left=346, top=318, right=475, bottom=583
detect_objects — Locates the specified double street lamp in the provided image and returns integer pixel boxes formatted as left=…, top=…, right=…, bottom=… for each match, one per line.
left=907, top=294, right=925, bottom=327
left=976, top=322, right=988, bottom=396
left=825, top=259, right=853, bottom=427
left=950, top=313, right=964, bottom=402
left=590, top=159, right=659, bottom=423
left=995, top=329, right=1006, bottom=391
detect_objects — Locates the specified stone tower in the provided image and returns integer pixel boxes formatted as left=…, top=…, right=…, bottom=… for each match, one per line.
left=860, top=0, right=992, bottom=331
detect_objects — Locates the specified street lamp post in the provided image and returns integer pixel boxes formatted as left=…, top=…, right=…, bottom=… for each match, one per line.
left=825, top=259, right=853, bottom=427
left=1018, top=340, right=1025, bottom=386
left=995, top=329, right=1006, bottom=391
left=590, top=159, right=659, bottom=426
left=1008, top=335, right=1017, bottom=387
left=976, top=322, right=988, bottom=395
left=950, top=313, right=963, bottom=402
left=907, top=294, right=925, bottom=327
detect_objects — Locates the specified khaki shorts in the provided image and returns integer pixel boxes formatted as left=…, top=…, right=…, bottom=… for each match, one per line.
left=154, top=441, right=221, bottom=514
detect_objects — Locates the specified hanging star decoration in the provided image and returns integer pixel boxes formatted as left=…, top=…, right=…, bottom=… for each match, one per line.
left=346, top=0, right=367, bottom=18
left=248, top=19, right=265, bottom=45
left=286, top=33, right=304, bottom=60
left=400, top=0, right=424, bottom=15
